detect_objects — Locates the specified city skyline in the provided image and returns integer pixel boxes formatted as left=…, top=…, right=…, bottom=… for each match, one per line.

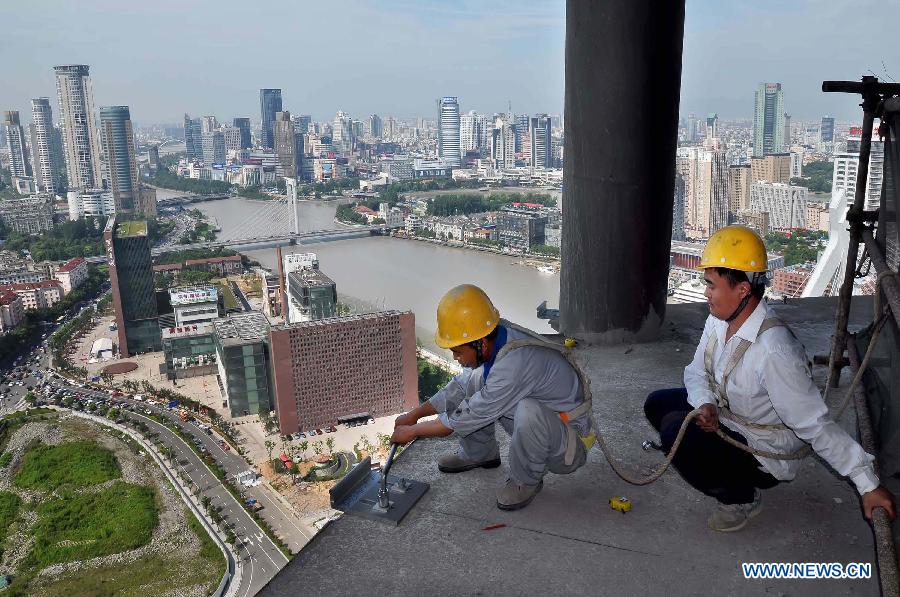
left=1, top=1, right=897, bottom=124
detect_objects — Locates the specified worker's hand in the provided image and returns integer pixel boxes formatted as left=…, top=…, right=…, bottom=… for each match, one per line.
left=394, top=411, right=418, bottom=428
left=391, top=425, right=416, bottom=445
left=862, top=486, right=896, bottom=521
left=695, top=403, right=719, bottom=433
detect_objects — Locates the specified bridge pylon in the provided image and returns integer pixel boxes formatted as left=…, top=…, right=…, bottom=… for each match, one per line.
left=285, top=177, right=300, bottom=235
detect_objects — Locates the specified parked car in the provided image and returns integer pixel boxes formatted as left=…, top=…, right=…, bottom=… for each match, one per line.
left=315, top=429, right=323, bottom=435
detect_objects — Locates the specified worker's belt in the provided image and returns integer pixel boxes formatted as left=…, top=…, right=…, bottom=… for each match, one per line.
left=559, top=398, right=595, bottom=466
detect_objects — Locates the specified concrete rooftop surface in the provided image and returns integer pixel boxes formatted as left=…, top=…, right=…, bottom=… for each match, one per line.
left=261, top=297, right=884, bottom=597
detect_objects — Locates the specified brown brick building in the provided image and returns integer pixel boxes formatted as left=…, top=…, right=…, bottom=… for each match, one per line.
left=269, top=311, right=418, bottom=434
left=771, top=263, right=814, bottom=298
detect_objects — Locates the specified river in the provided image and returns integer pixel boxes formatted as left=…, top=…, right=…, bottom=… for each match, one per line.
left=196, top=197, right=561, bottom=353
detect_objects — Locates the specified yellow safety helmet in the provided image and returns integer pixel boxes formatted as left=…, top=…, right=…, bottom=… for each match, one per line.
left=698, top=225, right=768, bottom=273
left=435, top=284, right=500, bottom=349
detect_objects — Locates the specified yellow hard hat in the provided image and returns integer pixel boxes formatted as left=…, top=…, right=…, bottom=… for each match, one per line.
left=698, top=225, right=768, bottom=273
left=435, top=284, right=500, bottom=349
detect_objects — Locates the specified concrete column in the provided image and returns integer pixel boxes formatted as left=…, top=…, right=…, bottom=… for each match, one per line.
left=560, top=0, right=685, bottom=343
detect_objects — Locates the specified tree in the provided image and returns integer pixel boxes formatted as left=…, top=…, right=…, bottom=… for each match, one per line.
left=325, top=437, right=335, bottom=456
left=297, top=440, right=308, bottom=460
left=264, top=440, right=276, bottom=466
left=376, top=433, right=392, bottom=452
left=312, top=440, right=324, bottom=459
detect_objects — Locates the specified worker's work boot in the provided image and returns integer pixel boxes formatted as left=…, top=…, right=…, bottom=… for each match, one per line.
left=707, top=489, right=762, bottom=532
left=496, top=478, right=543, bottom=510
left=437, top=449, right=501, bottom=473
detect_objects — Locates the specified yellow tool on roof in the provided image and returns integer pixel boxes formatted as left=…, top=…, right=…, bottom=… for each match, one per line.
left=609, top=496, right=632, bottom=514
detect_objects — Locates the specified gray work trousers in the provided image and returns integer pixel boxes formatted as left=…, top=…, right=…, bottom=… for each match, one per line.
left=446, top=397, right=587, bottom=486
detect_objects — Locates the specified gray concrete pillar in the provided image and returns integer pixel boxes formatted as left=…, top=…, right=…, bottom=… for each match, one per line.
left=560, top=0, right=685, bottom=343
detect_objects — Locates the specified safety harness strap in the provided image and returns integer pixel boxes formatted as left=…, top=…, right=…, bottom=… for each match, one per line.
left=704, top=317, right=790, bottom=431
left=495, top=337, right=595, bottom=466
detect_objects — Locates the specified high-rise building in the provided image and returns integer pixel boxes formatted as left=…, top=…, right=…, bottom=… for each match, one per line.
left=99, top=106, right=139, bottom=211
left=790, top=151, right=803, bottom=179
left=728, top=164, right=752, bottom=216
left=515, top=114, right=530, bottom=153
left=200, top=115, right=218, bottom=134
left=201, top=131, right=225, bottom=166
left=749, top=182, right=807, bottom=230
left=293, top=115, right=312, bottom=136
left=497, top=205, right=547, bottom=250
left=437, top=97, right=461, bottom=168
left=820, top=116, right=835, bottom=143
left=750, top=153, right=791, bottom=184
left=54, top=65, right=102, bottom=189
left=460, top=111, right=487, bottom=155
left=183, top=114, right=203, bottom=161
left=491, top=116, right=517, bottom=170
left=685, top=113, right=700, bottom=143
left=3, top=111, right=32, bottom=179
left=369, top=114, right=383, bottom=139
left=232, top=117, right=252, bottom=149
left=221, top=126, right=242, bottom=152
left=29, top=98, right=65, bottom=194
left=269, top=310, right=418, bottom=434
left=672, top=173, right=686, bottom=242
left=214, top=311, right=274, bottom=417
left=705, top=113, right=718, bottom=140
left=753, top=82, right=785, bottom=157
left=676, top=142, right=729, bottom=240
left=833, top=127, right=884, bottom=212
left=529, top=114, right=552, bottom=168
left=105, top=216, right=161, bottom=356
left=259, top=89, right=282, bottom=149
left=274, top=111, right=302, bottom=178
left=332, top=111, right=352, bottom=154
left=783, top=113, right=791, bottom=146
left=148, top=144, right=160, bottom=171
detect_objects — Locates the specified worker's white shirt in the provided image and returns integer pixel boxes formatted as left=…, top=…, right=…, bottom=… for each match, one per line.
left=684, top=299, right=879, bottom=496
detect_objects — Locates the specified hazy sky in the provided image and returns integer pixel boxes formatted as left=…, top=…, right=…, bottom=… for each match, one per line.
left=2, top=0, right=897, bottom=125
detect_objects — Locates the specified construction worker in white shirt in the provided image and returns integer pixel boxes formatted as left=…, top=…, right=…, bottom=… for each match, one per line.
left=391, top=284, right=594, bottom=510
left=644, top=225, right=896, bottom=532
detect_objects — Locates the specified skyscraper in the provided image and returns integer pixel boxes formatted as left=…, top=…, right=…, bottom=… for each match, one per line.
left=529, top=114, right=552, bottom=168
left=99, top=106, right=139, bottom=211
left=460, top=111, right=487, bottom=155
left=437, top=97, right=461, bottom=168
left=833, top=127, right=884, bottom=212
left=54, top=65, right=102, bottom=189
left=369, top=114, right=383, bottom=139
left=3, top=111, right=32, bottom=178
left=259, top=88, right=282, bottom=149
left=232, top=117, right=252, bottom=149
left=274, top=111, right=302, bottom=178
left=753, top=82, right=785, bottom=157
left=705, top=113, right=718, bottom=140
left=676, top=141, right=729, bottom=240
left=200, top=115, right=218, bottom=134
left=514, top=114, right=530, bottom=153
left=820, top=116, right=835, bottom=143
left=29, top=98, right=65, bottom=193
left=491, top=116, right=517, bottom=170
left=105, top=216, right=161, bottom=356
left=184, top=114, right=203, bottom=161
left=201, top=131, right=225, bottom=165
left=672, top=173, right=686, bottom=242
left=332, top=111, right=352, bottom=154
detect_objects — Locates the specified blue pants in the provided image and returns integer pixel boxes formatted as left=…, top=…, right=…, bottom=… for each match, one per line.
left=644, top=388, right=779, bottom=505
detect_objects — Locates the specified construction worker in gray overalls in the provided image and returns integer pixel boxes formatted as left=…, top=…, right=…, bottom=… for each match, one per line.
left=392, top=284, right=595, bottom=510
left=644, top=225, right=896, bottom=532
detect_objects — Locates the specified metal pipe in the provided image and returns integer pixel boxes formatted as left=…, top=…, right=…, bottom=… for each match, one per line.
left=377, top=443, right=399, bottom=509
left=862, top=228, right=900, bottom=331
left=828, top=85, right=878, bottom=388
left=847, top=336, right=900, bottom=595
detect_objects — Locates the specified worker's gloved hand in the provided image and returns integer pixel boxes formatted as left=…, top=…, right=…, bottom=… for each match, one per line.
left=391, top=425, right=416, bottom=445
left=862, top=486, right=897, bottom=521
left=394, top=412, right=418, bottom=428
left=695, top=403, right=719, bottom=433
